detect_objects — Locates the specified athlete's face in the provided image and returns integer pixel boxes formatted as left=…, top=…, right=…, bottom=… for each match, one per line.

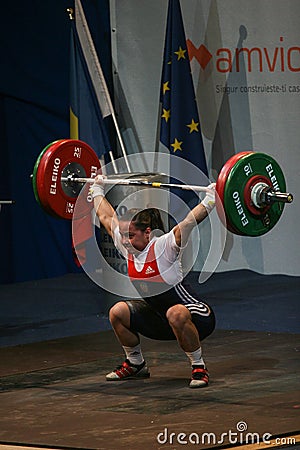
left=119, top=220, right=151, bottom=254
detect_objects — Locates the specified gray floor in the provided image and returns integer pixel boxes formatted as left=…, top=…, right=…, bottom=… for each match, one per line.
left=0, top=329, right=299, bottom=449
left=0, top=270, right=299, bottom=449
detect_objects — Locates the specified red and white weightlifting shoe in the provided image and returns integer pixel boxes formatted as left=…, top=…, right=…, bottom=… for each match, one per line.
left=106, top=359, right=150, bottom=381
left=189, top=365, right=209, bottom=388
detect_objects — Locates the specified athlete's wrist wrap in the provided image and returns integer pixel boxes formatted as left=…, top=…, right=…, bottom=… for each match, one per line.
left=90, top=182, right=104, bottom=198
left=201, top=183, right=216, bottom=213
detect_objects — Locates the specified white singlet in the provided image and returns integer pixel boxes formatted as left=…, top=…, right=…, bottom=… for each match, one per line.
left=113, top=227, right=184, bottom=286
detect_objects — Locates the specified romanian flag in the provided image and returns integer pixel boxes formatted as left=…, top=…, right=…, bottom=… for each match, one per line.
left=70, top=0, right=112, bottom=265
left=159, top=0, right=208, bottom=219
left=69, top=0, right=112, bottom=157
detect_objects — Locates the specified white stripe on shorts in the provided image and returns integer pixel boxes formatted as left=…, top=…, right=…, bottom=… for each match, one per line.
left=184, top=303, right=211, bottom=317
left=175, top=283, right=211, bottom=317
left=175, top=283, right=198, bottom=304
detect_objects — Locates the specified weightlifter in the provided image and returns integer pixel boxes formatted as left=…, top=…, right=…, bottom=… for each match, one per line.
left=90, top=176, right=216, bottom=388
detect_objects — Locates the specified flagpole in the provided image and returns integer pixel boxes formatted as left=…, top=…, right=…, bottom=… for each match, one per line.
left=74, top=0, right=131, bottom=173
left=153, top=102, right=162, bottom=173
left=67, top=7, right=74, bottom=20
left=68, top=8, right=119, bottom=174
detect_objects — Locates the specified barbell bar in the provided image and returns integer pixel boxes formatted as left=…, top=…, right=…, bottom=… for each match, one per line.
left=60, top=175, right=293, bottom=203
left=60, top=175, right=213, bottom=193
left=0, top=200, right=15, bottom=205
left=31, top=139, right=293, bottom=236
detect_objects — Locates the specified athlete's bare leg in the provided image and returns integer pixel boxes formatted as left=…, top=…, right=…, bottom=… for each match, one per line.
left=166, top=304, right=200, bottom=352
left=109, top=301, right=140, bottom=347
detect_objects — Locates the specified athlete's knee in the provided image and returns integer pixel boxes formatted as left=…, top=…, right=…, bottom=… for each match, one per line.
left=166, top=304, right=191, bottom=329
left=109, top=301, right=130, bottom=325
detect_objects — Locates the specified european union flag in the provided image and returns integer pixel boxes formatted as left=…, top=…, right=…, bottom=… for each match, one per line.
left=159, top=0, right=208, bottom=218
left=69, top=16, right=111, bottom=157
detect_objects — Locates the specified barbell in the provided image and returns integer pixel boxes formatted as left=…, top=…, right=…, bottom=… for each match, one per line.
left=0, top=200, right=14, bottom=205
left=31, top=139, right=293, bottom=237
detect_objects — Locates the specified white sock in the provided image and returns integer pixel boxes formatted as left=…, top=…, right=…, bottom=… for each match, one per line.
left=123, top=344, right=144, bottom=365
left=185, top=348, right=205, bottom=367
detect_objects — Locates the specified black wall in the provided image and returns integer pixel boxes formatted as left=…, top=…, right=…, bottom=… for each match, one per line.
left=0, top=0, right=112, bottom=283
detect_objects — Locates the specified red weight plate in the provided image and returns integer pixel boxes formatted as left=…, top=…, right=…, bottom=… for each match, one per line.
left=36, top=139, right=101, bottom=219
left=216, top=151, right=253, bottom=235
left=37, top=139, right=101, bottom=219
left=32, top=140, right=65, bottom=213
left=35, top=140, right=67, bottom=219
left=243, top=174, right=272, bottom=216
left=36, top=140, right=73, bottom=218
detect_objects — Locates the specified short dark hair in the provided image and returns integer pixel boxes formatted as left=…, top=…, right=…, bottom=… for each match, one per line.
left=119, top=208, right=165, bottom=233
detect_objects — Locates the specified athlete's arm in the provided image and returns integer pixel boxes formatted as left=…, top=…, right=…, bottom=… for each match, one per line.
left=173, top=183, right=216, bottom=247
left=90, top=175, right=119, bottom=238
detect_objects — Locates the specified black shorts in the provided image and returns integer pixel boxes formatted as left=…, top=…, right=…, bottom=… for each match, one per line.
left=125, top=297, right=216, bottom=341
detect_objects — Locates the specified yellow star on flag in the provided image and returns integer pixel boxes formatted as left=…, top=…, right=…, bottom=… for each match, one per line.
left=161, top=108, right=170, bottom=123
left=171, top=138, right=183, bottom=152
left=163, top=81, right=170, bottom=94
left=187, top=119, right=199, bottom=133
left=174, top=46, right=186, bottom=60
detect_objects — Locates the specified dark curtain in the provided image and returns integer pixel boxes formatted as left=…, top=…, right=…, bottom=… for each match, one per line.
left=0, top=0, right=112, bottom=283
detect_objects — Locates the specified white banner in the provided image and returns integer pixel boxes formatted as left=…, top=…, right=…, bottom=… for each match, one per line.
left=110, top=0, right=300, bottom=276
